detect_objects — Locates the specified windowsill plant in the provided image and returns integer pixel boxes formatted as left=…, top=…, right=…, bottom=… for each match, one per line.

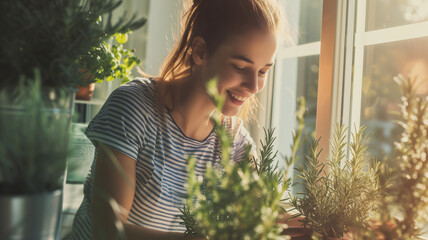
left=77, top=32, right=141, bottom=100
left=290, top=124, right=382, bottom=240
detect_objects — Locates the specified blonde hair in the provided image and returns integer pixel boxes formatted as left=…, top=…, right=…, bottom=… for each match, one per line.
left=152, top=0, right=287, bottom=121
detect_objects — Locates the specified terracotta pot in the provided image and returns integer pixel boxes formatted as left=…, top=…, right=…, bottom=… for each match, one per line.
left=279, top=214, right=312, bottom=239
left=75, top=83, right=95, bottom=100
left=324, top=233, right=352, bottom=240
left=369, top=219, right=399, bottom=240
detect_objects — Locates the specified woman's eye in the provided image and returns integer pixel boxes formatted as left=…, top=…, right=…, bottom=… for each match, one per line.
left=233, top=64, right=245, bottom=71
left=259, top=69, right=269, bottom=77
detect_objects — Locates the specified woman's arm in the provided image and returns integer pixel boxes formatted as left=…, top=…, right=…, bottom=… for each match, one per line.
left=91, top=143, right=188, bottom=240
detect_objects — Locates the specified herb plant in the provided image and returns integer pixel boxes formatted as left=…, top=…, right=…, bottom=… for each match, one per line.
left=80, top=32, right=141, bottom=85
left=179, top=80, right=305, bottom=240
left=290, top=124, right=382, bottom=239
left=366, top=74, right=428, bottom=240
left=0, top=71, right=72, bottom=194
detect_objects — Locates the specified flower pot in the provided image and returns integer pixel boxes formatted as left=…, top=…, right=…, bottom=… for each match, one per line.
left=0, top=189, right=63, bottom=240
left=324, top=233, right=352, bottom=240
left=75, top=82, right=95, bottom=100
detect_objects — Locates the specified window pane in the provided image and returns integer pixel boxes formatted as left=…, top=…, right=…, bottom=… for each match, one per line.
left=271, top=55, right=319, bottom=193
left=281, top=0, right=323, bottom=45
left=360, top=37, right=428, bottom=160
left=366, top=0, right=428, bottom=31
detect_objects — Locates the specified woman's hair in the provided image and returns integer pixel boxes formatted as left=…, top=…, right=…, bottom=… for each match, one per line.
left=155, top=0, right=288, bottom=121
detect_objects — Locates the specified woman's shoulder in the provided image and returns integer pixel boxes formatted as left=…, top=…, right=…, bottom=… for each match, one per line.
left=115, top=77, right=156, bottom=98
left=103, top=77, right=162, bottom=118
left=107, top=78, right=157, bottom=105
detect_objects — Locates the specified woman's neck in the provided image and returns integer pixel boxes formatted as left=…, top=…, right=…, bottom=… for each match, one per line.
left=169, top=76, right=216, bottom=141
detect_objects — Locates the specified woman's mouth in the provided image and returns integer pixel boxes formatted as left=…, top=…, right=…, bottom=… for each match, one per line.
left=227, top=90, right=248, bottom=105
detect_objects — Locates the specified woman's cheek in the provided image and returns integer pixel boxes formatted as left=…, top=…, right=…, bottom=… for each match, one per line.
left=258, top=78, right=266, bottom=92
left=219, top=70, right=242, bottom=85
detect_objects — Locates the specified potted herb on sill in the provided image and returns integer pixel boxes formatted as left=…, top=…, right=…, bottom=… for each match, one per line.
left=290, top=124, right=382, bottom=240
left=0, top=0, right=145, bottom=239
left=77, top=32, right=141, bottom=100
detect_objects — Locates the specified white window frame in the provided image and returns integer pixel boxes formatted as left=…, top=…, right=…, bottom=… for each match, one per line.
left=255, top=3, right=322, bottom=160
left=331, top=0, right=428, bottom=156
left=346, top=0, right=428, bottom=129
left=265, top=0, right=428, bottom=161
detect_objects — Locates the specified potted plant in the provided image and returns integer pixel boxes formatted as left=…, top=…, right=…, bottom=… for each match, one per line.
left=0, top=0, right=145, bottom=239
left=0, top=77, right=72, bottom=239
left=77, top=32, right=141, bottom=100
left=290, top=124, right=382, bottom=240
left=179, top=80, right=306, bottom=240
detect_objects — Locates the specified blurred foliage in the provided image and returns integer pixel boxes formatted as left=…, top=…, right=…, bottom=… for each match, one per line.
left=0, top=0, right=146, bottom=89
left=0, top=70, right=73, bottom=194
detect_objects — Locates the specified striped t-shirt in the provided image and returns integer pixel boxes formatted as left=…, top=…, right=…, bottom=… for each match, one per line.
left=68, top=78, right=256, bottom=239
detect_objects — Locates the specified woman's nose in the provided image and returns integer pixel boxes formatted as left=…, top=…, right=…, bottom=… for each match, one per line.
left=242, top=73, right=258, bottom=94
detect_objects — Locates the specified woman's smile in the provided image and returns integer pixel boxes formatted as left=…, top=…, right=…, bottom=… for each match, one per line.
left=227, top=90, right=248, bottom=105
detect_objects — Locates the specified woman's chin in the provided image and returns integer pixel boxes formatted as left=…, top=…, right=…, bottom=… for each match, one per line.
left=221, top=106, right=241, bottom=117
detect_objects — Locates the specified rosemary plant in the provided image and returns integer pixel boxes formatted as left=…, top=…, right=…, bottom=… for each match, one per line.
left=179, top=80, right=305, bottom=240
left=290, top=124, right=382, bottom=239
left=392, top=74, right=428, bottom=238
left=368, top=74, right=428, bottom=240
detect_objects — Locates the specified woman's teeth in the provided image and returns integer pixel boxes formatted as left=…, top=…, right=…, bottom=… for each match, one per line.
left=228, top=91, right=247, bottom=101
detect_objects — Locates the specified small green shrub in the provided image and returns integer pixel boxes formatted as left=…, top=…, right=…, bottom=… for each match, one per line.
left=290, top=124, right=382, bottom=239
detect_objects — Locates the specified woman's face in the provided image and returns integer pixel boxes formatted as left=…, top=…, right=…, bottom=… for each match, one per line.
left=201, top=29, right=278, bottom=116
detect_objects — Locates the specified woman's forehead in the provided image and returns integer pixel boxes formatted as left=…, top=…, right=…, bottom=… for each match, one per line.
left=217, top=30, right=278, bottom=63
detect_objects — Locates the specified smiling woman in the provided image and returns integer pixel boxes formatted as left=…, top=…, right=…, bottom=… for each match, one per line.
left=191, top=29, right=278, bottom=117
left=67, top=0, right=289, bottom=239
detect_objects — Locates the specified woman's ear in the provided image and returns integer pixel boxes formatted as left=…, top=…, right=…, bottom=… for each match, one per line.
left=191, top=36, right=208, bottom=65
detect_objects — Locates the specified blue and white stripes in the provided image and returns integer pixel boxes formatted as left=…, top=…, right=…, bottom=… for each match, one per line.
left=68, top=78, right=255, bottom=239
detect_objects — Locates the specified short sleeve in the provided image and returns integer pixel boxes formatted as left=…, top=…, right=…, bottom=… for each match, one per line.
left=85, top=83, right=147, bottom=160
left=231, top=118, right=257, bottom=163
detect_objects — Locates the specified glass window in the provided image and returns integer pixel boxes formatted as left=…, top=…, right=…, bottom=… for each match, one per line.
left=271, top=1, right=322, bottom=195
left=281, top=0, right=323, bottom=44
left=366, top=0, right=428, bottom=31
left=360, top=36, right=428, bottom=161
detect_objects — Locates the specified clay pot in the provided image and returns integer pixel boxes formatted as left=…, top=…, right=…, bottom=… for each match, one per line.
left=75, top=83, right=95, bottom=100
left=324, top=233, right=352, bottom=240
